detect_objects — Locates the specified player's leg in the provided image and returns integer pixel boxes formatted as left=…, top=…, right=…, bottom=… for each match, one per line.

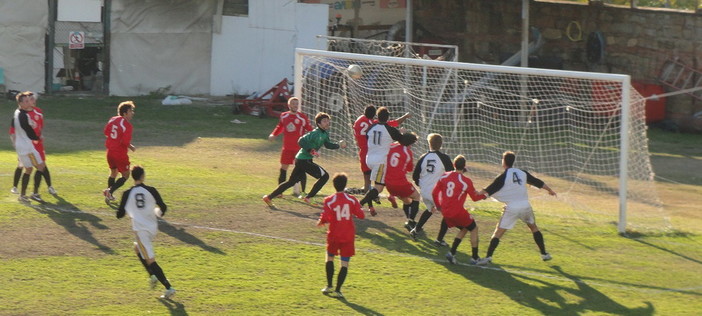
left=32, top=161, right=46, bottom=197
left=12, top=165, right=22, bottom=193
left=335, top=257, right=350, bottom=297
left=527, top=221, right=550, bottom=260
left=137, top=231, right=175, bottom=297
left=467, top=221, right=480, bottom=262
left=359, top=164, right=384, bottom=206
left=435, top=218, right=449, bottom=246
left=303, top=161, right=329, bottom=199
left=334, top=241, right=355, bottom=298
left=20, top=167, right=32, bottom=201
left=265, top=160, right=308, bottom=205
left=323, top=254, right=335, bottom=293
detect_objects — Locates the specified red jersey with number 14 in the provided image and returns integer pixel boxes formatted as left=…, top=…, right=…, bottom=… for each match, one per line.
left=319, top=192, right=365, bottom=243
left=432, top=172, right=485, bottom=217
left=270, top=111, right=312, bottom=151
left=104, top=116, right=133, bottom=154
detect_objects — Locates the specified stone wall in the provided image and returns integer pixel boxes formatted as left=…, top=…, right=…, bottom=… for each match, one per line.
left=414, top=0, right=702, bottom=132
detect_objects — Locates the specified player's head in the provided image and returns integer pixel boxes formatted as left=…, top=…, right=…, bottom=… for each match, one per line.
left=364, top=105, right=376, bottom=119
left=16, top=91, right=35, bottom=108
left=399, top=132, right=418, bottom=146
left=332, top=173, right=348, bottom=192
left=453, top=155, right=467, bottom=172
left=502, top=151, right=516, bottom=168
left=376, top=106, right=389, bottom=123
left=131, top=165, right=145, bottom=181
left=118, top=101, right=136, bottom=119
left=315, top=112, right=331, bottom=129
left=427, top=133, right=443, bottom=151
left=287, top=97, right=300, bottom=112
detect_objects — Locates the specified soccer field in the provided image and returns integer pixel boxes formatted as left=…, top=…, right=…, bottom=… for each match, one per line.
left=0, top=96, right=700, bottom=315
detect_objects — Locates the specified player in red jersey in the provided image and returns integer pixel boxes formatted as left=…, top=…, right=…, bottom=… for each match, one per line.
left=383, top=132, right=422, bottom=231
left=317, top=173, right=365, bottom=299
left=103, top=101, right=136, bottom=202
left=432, top=155, right=487, bottom=265
left=268, top=97, right=312, bottom=197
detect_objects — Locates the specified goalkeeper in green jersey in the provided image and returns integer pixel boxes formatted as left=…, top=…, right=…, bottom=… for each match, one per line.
left=263, top=112, right=347, bottom=207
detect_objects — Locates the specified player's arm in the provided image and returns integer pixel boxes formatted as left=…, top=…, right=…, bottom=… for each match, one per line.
left=147, top=186, right=168, bottom=216
left=412, top=154, right=426, bottom=185
left=323, top=133, right=341, bottom=150
left=466, top=180, right=487, bottom=201
left=439, top=153, right=455, bottom=172
left=18, top=111, right=39, bottom=141
left=387, top=125, right=402, bottom=141
left=480, top=172, right=507, bottom=196
left=116, top=189, right=131, bottom=218
left=394, top=112, right=411, bottom=125
left=269, top=118, right=284, bottom=140
left=431, top=180, right=444, bottom=211
left=317, top=207, right=330, bottom=227
left=525, top=171, right=556, bottom=196
left=352, top=198, right=365, bottom=219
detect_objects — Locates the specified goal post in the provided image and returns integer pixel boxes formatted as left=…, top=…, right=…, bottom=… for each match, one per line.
left=294, top=48, right=661, bottom=234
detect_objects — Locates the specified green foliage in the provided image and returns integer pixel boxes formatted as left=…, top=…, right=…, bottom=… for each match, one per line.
left=0, top=96, right=700, bottom=314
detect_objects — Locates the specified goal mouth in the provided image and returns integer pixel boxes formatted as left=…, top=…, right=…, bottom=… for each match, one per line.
left=295, top=48, right=664, bottom=233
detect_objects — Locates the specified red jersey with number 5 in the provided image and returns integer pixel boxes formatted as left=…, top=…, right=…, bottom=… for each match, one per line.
left=104, top=116, right=133, bottom=154
left=319, top=192, right=365, bottom=243
left=432, top=172, right=485, bottom=217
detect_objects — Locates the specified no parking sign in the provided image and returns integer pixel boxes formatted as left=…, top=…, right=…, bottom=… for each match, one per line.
left=69, top=31, right=84, bottom=49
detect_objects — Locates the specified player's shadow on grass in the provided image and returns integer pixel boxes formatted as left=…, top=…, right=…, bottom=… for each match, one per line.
left=158, top=297, right=188, bottom=316
left=628, top=236, right=702, bottom=265
left=354, top=215, right=435, bottom=255
left=337, top=298, right=384, bottom=315
left=28, top=196, right=115, bottom=254
left=158, top=220, right=226, bottom=255
left=455, top=262, right=654, bottom=315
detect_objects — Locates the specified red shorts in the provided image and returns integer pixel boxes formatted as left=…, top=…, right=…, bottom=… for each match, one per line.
left=107, top=150, right=130, bottom=172
left=280, top=148, right=298, bottom=165
left=34, top=141, right=46, bottom=161
left=385, top=180, right=416, bottom=199
left=327, top=240, right=355, bottom=257
left=358, top=147, right=369, bottom=173
left=443, top=209, right=475, bottom=228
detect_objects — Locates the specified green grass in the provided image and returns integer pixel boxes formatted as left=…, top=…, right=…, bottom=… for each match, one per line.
left=0, top=96, right=700, bottom=315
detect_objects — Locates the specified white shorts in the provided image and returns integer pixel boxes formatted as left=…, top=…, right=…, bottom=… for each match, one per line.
left=497, top=205, right=535, bottom=230
left=420, top=189, right=436, bottom=211
left=369, top=162, right=387, bottom=185
left=17, top=148, right=43, bottom=169
left=134, top=230, right=157, bottom=260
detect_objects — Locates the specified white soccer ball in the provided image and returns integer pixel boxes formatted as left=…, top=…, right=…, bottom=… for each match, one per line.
left=347, top=64, right=363, bottom=79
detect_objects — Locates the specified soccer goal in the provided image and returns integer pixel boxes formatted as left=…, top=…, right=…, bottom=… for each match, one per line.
left=294, top=48, right=662, bottom=233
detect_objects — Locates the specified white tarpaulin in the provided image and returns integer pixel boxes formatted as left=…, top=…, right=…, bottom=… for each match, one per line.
left=110, top=0, right=216, bottom=96
left=0, top=1, right=48, bottom=93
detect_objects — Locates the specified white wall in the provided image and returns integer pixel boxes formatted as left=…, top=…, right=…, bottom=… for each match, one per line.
left=210, top=1, right=328, bottom=96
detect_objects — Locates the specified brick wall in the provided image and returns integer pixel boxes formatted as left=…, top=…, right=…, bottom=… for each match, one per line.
left=414, top=0, right=702, bottom=131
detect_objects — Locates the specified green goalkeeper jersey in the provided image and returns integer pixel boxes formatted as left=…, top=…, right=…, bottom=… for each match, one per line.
left=295, top=127, right=340, bottom=160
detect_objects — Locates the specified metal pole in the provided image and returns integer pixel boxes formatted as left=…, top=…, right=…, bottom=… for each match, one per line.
left=45, top=0, right=57, bottom=95
left=618, top=77, right=632, bottom=234
left=405, top=0, right=413, bottom=47
left=521, top=0, right=529, bottom=68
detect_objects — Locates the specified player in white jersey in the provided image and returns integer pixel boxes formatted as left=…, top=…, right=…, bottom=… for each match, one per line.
left=12, top=91, right=47, bottom=202
left=476, top=151, right=557, bottom=265
left=409, top=133, right=455, bottom=245
left=358, top=107, right=402, bottom=215
left=116, top=166, right=176, bottom=299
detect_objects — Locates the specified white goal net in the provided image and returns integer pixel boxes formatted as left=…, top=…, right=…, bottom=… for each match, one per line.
left=294, top=48, right=664, bottom=233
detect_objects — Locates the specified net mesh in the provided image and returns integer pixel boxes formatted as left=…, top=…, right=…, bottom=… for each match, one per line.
left=297, top=50, right=665, bottom=232
left=317, top=36, right=458, bottom=61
